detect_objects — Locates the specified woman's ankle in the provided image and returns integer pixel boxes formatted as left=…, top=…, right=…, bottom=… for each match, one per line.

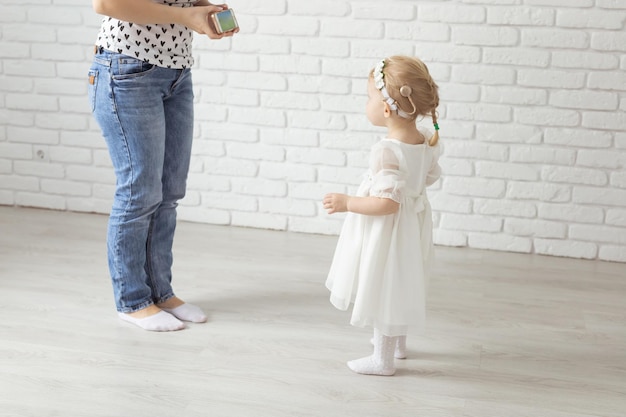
left=125, top=304, right=162, bottom=319
left=156, top=296, right=185, bottom=310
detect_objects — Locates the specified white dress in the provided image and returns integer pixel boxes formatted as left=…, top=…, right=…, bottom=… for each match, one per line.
left=325, top=128, right=441, bottom=337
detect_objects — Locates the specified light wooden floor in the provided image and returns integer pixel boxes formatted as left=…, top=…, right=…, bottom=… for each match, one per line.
left=0, top=206, right=624, bottom=417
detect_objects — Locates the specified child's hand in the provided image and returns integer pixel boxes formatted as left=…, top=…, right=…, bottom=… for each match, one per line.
left=323, top=193, right=349, bottom=214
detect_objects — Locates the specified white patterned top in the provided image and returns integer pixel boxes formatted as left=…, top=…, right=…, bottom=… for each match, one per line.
left=95, top=0, right=196, bottom=69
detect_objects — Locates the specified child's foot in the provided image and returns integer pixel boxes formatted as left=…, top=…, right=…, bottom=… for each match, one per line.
left=352, top=331, right=398, bottom=376
left=370, top=336, right=407, bottom=359
left=118, top=309, right=185, bottom=331
left=395, top=336, right=407, bottom=359
left=347, top=355, right=396, bottom=376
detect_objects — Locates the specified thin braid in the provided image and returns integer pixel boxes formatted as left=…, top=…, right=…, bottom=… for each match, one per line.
left=426, top=77, right=440, bottom=146
left=430, top=109, right=439, bottom=146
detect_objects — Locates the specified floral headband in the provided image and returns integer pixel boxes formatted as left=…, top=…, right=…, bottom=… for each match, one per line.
left=373, top=60, right=412, bottom=119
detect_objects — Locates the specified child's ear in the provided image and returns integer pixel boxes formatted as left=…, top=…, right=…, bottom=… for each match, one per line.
left=383, top=102, right=392, bottom=118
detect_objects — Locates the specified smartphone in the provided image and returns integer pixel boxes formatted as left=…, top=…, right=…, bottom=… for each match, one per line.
left=211, top=9, right=239, bottom=34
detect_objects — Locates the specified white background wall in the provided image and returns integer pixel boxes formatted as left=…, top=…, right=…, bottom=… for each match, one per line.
left=1, top=0, right=625, bottom=263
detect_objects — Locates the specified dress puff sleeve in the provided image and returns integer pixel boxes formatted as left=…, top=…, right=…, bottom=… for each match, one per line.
left=368, top=142, right=405, bottom=203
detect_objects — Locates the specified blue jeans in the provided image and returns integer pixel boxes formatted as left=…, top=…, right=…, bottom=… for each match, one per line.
left=88, top=50, right=194, bottom=313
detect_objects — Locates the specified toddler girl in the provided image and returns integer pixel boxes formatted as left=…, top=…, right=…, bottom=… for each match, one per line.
left=323, top=55, right=441, bottom=376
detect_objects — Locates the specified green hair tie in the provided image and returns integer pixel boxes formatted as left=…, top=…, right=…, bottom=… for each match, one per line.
left=433, top=123, right=439, bottom=131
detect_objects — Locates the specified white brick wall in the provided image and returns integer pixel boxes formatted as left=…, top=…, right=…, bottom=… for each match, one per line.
left=1, top=0, right=625, bottom=263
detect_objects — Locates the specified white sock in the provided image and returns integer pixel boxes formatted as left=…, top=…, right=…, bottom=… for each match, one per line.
left=395, top=336, right=407, bottom=359
left=161, top=303, right=208, bottom=323
left=349, top=329, right=397, bottom=376
left=371, top=335, right=407, bottom=359
left=118, top=310, right=185, bottom=332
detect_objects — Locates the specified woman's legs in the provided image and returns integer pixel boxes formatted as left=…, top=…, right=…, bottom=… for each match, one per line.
left=152, top=69, right=206, bottom=324
left=91, top=53, right=202, bottom=329
left=145, top=68, right=194, bottom=306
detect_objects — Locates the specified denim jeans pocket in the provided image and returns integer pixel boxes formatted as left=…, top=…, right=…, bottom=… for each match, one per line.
left=87, top=69, right=98, bottom=112
left=112, top=56, right=156, bottom=80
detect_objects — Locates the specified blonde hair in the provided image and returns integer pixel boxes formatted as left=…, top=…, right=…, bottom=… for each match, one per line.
left=371, top=55, right=440, bottom=146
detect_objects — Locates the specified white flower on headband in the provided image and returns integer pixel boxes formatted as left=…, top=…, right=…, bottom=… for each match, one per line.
left=373, top=60, right=385, bottom=90
left=372, top=58, right=413, bottom=120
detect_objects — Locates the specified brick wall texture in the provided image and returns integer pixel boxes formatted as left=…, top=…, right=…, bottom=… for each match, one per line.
left=1, top=0, right=625, bottom=262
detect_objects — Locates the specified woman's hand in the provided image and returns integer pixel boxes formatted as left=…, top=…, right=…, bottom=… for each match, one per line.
left=191, top=2, right=239, bottom=39
left=185, top=5, right=227, bottom=39
left=323, top=193, right=350, bottom=214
